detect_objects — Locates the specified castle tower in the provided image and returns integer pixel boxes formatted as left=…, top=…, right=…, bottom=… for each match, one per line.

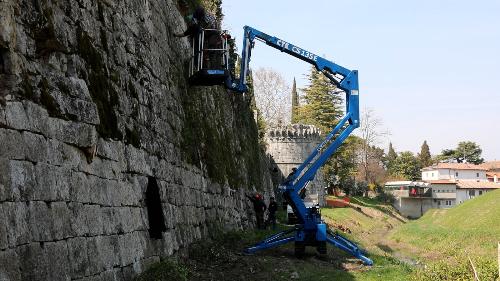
left=266, top=124, right=326, bottom=206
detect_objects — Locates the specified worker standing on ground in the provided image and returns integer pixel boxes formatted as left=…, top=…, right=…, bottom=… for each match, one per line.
left=267, top=197, right=278, bottom=230
left=246, top=193, right=267, bottom=229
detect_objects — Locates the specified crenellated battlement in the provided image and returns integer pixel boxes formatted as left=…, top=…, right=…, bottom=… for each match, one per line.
left=266, top=124, right=322, bottom=141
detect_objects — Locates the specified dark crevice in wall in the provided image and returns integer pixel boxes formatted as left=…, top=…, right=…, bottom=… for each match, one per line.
left=145, top=176, right=167, bottom=239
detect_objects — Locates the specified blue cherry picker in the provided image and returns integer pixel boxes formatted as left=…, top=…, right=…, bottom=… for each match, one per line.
left=188, top=26, right=373, bottom=265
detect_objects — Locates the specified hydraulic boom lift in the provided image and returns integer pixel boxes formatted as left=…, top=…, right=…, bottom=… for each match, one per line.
left=189, top=26, right=373, bottom=265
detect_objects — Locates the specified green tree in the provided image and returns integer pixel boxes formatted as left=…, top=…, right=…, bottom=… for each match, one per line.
left=328, top=136, right=362, bottom=195
left=297, top=67, right=343, bottom=132
left=439, top=141, right=484, bottom=164
left=417, top=140, right=432, bottom=168
left=390, top=151, right=421, bottom=180
left=291, top=77, right=300, bottom=123
left=296, top=67, right=344, bottom=188
left=385, top=142, right=397, bottom=170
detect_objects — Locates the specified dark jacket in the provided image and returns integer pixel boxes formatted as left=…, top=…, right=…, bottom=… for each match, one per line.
left=268, top=201, right=278, bottom=214
left=247, top=195, right=266, bottom=213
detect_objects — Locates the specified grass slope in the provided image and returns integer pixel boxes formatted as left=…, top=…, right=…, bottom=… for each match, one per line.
left=391, top=189, right=500, bottom=259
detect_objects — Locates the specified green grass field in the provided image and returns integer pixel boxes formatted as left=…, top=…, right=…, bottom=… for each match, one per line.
left=136, top=192, right=500, bottom=280
left=390, top=189, right=500, bottom=280
left=391, top=189, right=500, bottom=259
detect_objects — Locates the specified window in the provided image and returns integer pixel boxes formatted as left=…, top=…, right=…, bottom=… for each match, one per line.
left=455, top=172, right=459, bottom=177
left=469, top=190, right=475, bottom=196
left=479, top=191, right=483, bottom=195
left=476, top=173, right=479, bottom=177
left=437, top=201, right=441, bottom=206
left=432, top=172, right=434, bottom=177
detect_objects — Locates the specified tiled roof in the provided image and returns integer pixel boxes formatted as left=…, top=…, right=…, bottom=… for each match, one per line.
left=422, top=163, right=487, bottom=171
left=480, top=161, right=500, bottom=170
left=456, top=180, right=500, bottom=189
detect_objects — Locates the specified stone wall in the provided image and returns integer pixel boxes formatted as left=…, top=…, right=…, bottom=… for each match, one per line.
left=0, top=0, right=273, bottom=280
left=266, top=124, right=326, bottom=206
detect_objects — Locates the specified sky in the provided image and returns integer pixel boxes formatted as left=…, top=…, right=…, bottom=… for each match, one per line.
left=221, top=0, right=500, bottom=161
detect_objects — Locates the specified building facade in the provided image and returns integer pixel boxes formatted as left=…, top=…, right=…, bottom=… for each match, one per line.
left=387, top=163, right=500, bottom=218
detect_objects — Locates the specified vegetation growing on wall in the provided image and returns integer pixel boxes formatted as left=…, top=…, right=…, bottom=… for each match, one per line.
left=180, top=85, right=264, bottom=189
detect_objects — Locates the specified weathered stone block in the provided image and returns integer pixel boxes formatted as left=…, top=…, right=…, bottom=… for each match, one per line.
left=96, top=235, right=121, bottom=269
left=51, top=201, right=73, bottom=239
left=84, top=204, right=104, bottom=236
left=46, top=117, right=97, bottom=148
left=128, top=207, right=145, bottom=232
left=79, top=157, right=121, bottom=181
left=69, top=171, right=91, bottom=203
left=50, top=89, right=99, bottom=125
left=97, top=139, right=125, bottom=162
left=118, top=232, right=143, bottom=266
left=21, top=131, right=48, bottom=163
left=100, top=207, right=114, bottom=235
left=28, top=201, right=52, bottom=242
left=161, top=230, right=176, bottom=256
left=46, top=138, right=81, bottom=168
left=0, top=104, right=6, bottom=127
left=4, top=102, right=30, bottom=131
left=0, top=204, right=8, bottom=250
left=68, top=202, right=89, bottom=236
left=4, top=202, right=31, bottom=247
left=24, top=102, right=51, bottom=134
left=67, top=237, right=89, bottom=279
left=45, top=241, right=71, bottom=281
left=17, top=243, right=48, bottom=281
left=125, top=145, right=151, bottom=175
left=115, top=207, right=132, bottom=233
left=0, top=129, right=25, bottom=160
left=34, top=163, right=71, bottom=201
left=0, top=248, right=21, bottom=281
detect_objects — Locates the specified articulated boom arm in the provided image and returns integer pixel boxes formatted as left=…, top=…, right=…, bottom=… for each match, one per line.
left=233, top=26, right=360, bottom=223
left=234, top=25, right=372, bottom=265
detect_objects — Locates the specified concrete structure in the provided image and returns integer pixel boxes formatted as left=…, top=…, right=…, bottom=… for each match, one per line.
left=385, top=181, right=434, bottom=219
left=0, top=1, right=274, bottom=280
left=265, top=124, right=326, bottom=206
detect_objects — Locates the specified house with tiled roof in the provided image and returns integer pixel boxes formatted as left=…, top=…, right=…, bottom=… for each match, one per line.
left=422, top=163, right=488, bottom=182
left=480, top=161, right=500, bottom=183
left=385, top=162, right=500, bottom=218
left=422, top=162, right=499, bottom=204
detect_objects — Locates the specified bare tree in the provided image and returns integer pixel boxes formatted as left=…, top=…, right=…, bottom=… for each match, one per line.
left=357, top=108, right=390, bottom=189
left=252, top=67, right=291, bottom=127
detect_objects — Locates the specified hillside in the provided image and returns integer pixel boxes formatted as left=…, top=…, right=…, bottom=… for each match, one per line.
left=391, top=189, right=500, bottom=259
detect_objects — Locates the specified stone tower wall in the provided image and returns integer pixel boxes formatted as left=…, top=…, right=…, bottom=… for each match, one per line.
left=0, top=0, right=273, bottom=280
left=266, top=124, right=326, bottom=205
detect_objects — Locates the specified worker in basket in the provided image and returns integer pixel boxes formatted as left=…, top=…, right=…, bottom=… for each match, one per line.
left=174, top=7, right=221, bottom=69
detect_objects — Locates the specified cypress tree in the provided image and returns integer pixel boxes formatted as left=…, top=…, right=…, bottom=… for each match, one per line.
left=291, top=77, right=299, bottom=123
left=418, top=140, right=432, bottom=168
left=386, top=142, right=397, bottom=170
